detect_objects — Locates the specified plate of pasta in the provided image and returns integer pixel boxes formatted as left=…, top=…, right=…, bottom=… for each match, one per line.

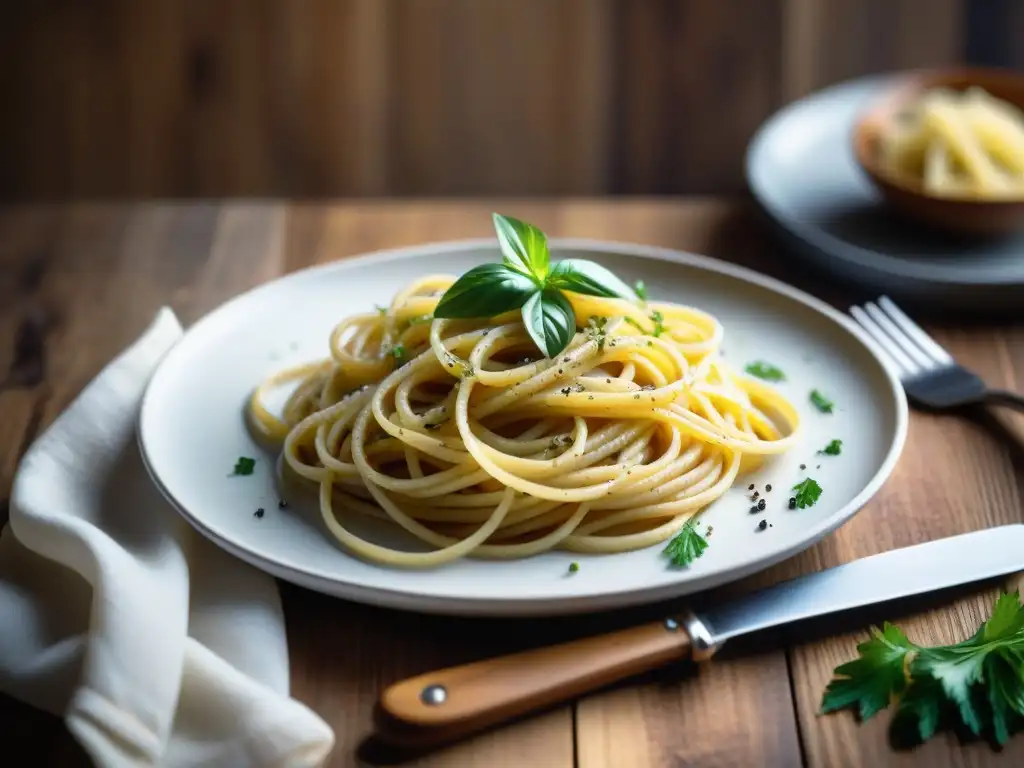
left=139, top=214, right=907, bottom=616
left=747, top=72, right=1024, bottom=313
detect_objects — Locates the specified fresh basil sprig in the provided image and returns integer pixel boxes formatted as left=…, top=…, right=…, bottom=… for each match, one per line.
left=433, top=213, right=640, bottom=358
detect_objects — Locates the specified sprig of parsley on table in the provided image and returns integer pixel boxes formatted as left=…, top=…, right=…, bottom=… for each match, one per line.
left=662, top=520, right=709, bottom=567
left=822, top=591, right=1024, bottom=747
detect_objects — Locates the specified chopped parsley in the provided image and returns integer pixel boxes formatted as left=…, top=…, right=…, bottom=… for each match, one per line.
left=810, top=389, right=834, bottom=413
left=819, top=439, right=842, bottom=456
left=745, top=361, right=786, bottom=381
left=374, top=304, right=388, bottom=315
left=389, top=344, right=408, bottom=365
left=822, top=591, right=1024, bottom=748
left=662, top=520, right=709, bottom=568
left=792, top=477, right=822, bottom=508
left=568, top=562, right=580, bottom=574
left=650, top=310, right=666, bottom=338
left=587, top=316, right=609, bottom=351
left=231, top=456, right=256, bottom=476
left=624, top=316, right=646, bottom=333
left=634, top=280, right=648, bottom=301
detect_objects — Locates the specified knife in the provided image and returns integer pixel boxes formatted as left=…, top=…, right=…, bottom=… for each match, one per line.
left=373, top=524, right=1024, bottom=748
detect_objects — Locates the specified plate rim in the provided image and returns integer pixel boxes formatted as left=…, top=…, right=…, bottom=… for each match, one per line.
left=745, top=72, right=1024, bottom=290
left=139, top=236, right=909, bottom=616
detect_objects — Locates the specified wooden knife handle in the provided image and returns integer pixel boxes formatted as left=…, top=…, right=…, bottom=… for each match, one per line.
left=374, top=613, right=716, bottom=748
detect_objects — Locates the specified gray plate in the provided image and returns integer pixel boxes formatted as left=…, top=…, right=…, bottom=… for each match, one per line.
left=746, top=74, right=1024, bottom=316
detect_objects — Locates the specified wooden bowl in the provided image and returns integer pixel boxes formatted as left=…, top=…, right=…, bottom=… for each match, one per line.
left=852, top=67, right=1024, bottom=237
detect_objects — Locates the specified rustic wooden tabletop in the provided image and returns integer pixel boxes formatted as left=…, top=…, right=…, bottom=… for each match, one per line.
left=1, top=199, right=1023, bottom=768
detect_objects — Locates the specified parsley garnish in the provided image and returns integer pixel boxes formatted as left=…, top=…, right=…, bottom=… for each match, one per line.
left=587, top=316, right=608, bottom=351
left=810, top=389, right=834, bottom=413
left=745, top=361, right=786, bottom=381
left=823, top=591, right=1024, bottom=747
left=568, top=562, right=580, bottom=574
left=634, top=280, right=648, bottom=301
left=375, top=304, right=388, bottom=315
left=231, top=457, right=256, bottom=476
left=819, top=439, right=842, bottom=456
left=650, top=310, right=666, bottom=338
left=792, top=478, right=822, bottom=508
left=389, top=344, right=407, bottom=365
left=662, top=521, right=709, bottom=567
left=624, top=316, right=645, bottom=333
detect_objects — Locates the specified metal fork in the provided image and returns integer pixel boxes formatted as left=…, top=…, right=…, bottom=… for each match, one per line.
left=849, top=296, right=1024, bottom=413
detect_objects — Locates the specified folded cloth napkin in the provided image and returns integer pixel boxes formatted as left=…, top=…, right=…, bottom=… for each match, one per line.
left=0, top=308, right=335, bottom=767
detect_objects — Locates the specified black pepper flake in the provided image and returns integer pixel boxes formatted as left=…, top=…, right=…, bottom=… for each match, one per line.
left=558, top=368, right=564, bottom=374
left=800, top=463, right=806, bottom=470
left=588, top=395, right=594, bottom=400
left=748, top=483, right=755, bottom=490
left=752, top=491, right=759, bottom=499
left=634, top=394, right=640, bottom=400
left=606, top=378, right=612, bottom=384
left=563, top=357, right=571, bottom=363
left=788, top=497, right=797, bottom=510
left=749, top=505, right=759, bottom=514
left=277, top=500, right=288, bottom=509
left=758, top=519, right=767, bottom=531
left=765, top=484, right=772, bottom=492
left=254, top=508, right=265, bottom=518
left=757, top=498, right=766, bottom=511
left=816, top=464, right=821, bottom=469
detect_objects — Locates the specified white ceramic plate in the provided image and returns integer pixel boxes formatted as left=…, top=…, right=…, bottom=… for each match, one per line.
left=139, top=239, right=907, bottom=616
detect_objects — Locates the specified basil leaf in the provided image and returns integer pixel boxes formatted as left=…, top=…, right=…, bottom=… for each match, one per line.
left=522, top=288, right=576, bottom=358
left=492, top=213, right=549, bottom=281
left=547, top=259, right=637, bottom=300
left=434, top=263, right=539, bottom=318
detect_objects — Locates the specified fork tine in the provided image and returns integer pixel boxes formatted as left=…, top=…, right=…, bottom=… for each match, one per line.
left=877, top=296, right=954, bottom=365
left=863, top=301, right=935, bottom=371
left=850, top=305, right=918, bottom=377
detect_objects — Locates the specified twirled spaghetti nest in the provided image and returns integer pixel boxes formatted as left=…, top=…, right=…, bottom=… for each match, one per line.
left=248, top=276, right=799, bottom=567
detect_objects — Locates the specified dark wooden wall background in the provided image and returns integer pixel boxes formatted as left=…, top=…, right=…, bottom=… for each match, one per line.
left=1, top=0, right=1018, bottom=201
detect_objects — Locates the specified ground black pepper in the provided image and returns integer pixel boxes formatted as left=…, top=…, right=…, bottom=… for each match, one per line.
left=278, top=500, right=288, bottom=509
left=748, top=483, right=755, bottom=490
left=788, top=497, right=797, bottom=510
left=757, top=498, right=766, bottom=511
left=758, top=519, right=767, bottom=531
left=254, top=508, right=265, bottom=518
left=765, top=484, right=772, bottom=492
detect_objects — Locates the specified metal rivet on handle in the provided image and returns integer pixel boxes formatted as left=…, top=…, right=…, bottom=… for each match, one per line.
left=680, top=610, right=719, bottom=662
left=420, top=684, right=448, bottom=706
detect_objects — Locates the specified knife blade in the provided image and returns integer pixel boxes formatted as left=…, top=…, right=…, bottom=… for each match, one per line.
left=373, top=525, right=1024, bottom=748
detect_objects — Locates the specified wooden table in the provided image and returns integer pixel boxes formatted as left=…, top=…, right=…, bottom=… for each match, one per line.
left=2, top=199, right=1023, bottom=768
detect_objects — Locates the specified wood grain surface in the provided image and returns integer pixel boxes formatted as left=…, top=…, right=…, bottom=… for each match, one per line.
left=1, top=199, right=1023, bottom=768
left=0, top=0, right=974, bottom=199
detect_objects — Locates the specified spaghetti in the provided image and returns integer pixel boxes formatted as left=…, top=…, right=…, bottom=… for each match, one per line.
left=248, top=275, right=800, bottom=567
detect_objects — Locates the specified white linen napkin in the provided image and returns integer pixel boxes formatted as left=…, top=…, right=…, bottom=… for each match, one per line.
left=0, top=308, right=336, bottom=767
